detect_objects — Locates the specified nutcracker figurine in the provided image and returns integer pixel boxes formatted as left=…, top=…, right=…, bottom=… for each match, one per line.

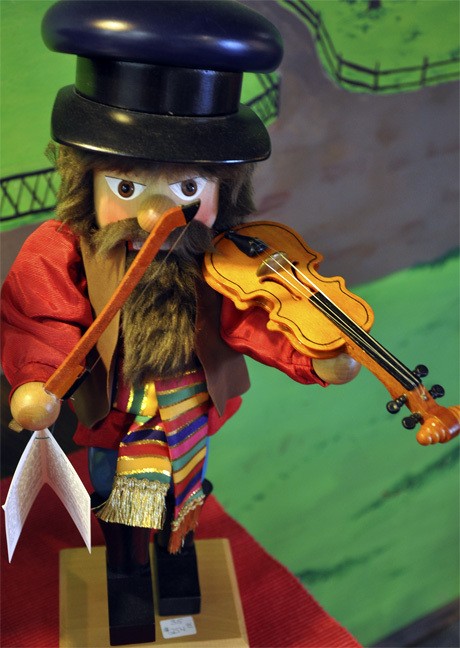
left=1, top=1, right=359, bottom=644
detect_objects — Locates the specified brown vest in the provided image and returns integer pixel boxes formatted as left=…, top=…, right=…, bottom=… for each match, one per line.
left=73, top=240, right=250, bottom=428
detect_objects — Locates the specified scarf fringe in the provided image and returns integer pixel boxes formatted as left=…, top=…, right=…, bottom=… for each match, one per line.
left=96, top=475, right=169, bottom=529
left=168, top=494, right=205, bottom=553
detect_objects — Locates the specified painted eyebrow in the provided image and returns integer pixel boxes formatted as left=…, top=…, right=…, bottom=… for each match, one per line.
left=105, top=174, right=147, bottom=186
left=168, top=175, right=207, bottom=184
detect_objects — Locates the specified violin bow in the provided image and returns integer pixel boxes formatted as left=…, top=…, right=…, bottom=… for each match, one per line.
left=44, top=201, right=199, bottom=401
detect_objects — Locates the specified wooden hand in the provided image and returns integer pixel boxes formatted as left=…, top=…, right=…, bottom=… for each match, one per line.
left=313, top=353, right=361, bottom=384
left=10, top=382, right=61, bottom=432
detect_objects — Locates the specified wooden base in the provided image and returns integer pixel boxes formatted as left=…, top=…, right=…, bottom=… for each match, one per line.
left=59, top=539, right=248, bottom=647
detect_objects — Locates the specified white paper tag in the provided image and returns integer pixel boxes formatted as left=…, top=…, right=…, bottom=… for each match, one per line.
left=2, top=428, right=91, bottom=561
left=160, top=616, right=197, bottom=639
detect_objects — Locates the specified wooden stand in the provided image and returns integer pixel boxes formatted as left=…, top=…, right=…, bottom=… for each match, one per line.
left=59, top=539, right=248, bottom=647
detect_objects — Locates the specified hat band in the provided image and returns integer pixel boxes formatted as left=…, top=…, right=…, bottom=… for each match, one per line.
left=75, top=58, right=242, bottom=117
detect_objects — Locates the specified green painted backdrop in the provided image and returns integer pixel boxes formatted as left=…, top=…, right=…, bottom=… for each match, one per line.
left=1, top=1, right=459, bottom=645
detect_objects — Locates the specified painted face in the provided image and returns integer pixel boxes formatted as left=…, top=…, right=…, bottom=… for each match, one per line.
left=93, top=168, right=219, bottom=230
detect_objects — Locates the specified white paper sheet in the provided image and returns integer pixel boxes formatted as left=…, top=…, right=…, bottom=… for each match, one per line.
left=2, top=428, right=91, bottom=562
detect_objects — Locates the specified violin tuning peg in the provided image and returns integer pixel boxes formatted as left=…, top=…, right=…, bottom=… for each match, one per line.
left=402, top=413, right=423, bottom=430
left=386, top=395, right=407, bottom=414
left=413, top=364, right=429, bottom=379
left=429, top=384, right=445, bottom=399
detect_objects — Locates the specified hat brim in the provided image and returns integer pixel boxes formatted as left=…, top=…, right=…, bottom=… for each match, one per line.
left=51, top=86, right=271, bottom=164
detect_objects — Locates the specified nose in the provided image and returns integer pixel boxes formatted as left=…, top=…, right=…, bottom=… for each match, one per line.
left=137, top=194, right=176, bottom=233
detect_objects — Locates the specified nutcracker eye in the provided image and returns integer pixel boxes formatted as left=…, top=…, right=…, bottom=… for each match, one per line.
left=169, top=177, right=207, bottom=201
left=105, top=176, right=146, bottom=200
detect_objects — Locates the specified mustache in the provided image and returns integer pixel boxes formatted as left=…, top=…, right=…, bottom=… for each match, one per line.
left=90, top=217, right=216, bottom=261
left=90, top=218, right=146, bottom=256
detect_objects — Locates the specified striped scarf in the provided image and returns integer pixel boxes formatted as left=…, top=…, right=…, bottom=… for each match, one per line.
left=96, top=367, right=209, bottom=553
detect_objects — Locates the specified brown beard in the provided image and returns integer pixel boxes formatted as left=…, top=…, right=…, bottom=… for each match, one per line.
left=90, top=218, right=214, bottom=385
left=121, top=254, right=201, bottom=384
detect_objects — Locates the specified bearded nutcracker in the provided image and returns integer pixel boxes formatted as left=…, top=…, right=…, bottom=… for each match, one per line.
left=1, top=1, right=359, bottom=645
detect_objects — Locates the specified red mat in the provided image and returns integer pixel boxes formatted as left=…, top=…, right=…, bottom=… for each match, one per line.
left=1, top=450, right=361, bottom=648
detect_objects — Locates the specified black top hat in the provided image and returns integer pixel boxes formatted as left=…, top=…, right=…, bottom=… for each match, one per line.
left=41, top=0, right=283, bottom=164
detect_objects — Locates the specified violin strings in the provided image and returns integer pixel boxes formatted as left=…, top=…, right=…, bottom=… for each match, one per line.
left=258, top=253, right=370, bottom=346
left=269, top=252, right=419, bottom=389
left=312, top=294, right=418, bottom=390
left=279, top=255, right=419, bottom=389
left=257, top=245, right=419, bottom=390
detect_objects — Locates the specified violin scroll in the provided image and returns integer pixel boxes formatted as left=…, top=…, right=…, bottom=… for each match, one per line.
left=415, top=406, right=460, bottom=445
left=385, top=364, right=459, bottom=444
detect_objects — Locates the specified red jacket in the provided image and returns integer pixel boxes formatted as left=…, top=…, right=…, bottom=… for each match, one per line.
left=1, top=220, right=325, bottom=448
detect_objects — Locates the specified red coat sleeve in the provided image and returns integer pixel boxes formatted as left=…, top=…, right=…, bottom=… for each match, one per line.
left=220, top=296, right=327, bottom=387
left=1, top=220, right=93, bottom=396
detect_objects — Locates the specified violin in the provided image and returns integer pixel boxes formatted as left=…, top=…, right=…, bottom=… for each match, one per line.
left=203, top=221, right=460, bottom=446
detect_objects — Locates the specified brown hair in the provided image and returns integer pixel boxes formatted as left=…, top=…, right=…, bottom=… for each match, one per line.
left=47, top=143, right=256, bottom=239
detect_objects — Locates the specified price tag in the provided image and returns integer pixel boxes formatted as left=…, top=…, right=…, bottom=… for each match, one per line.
left=160, top=616, right=197, bottom=639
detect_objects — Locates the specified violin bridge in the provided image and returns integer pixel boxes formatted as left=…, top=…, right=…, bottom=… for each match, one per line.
left=256, top=252, right=291, bottom=277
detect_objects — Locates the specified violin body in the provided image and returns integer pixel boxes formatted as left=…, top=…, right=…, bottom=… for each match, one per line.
left=204, top=221, right=374, bottom=358
left=204, top=220, right=460, bottom=446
